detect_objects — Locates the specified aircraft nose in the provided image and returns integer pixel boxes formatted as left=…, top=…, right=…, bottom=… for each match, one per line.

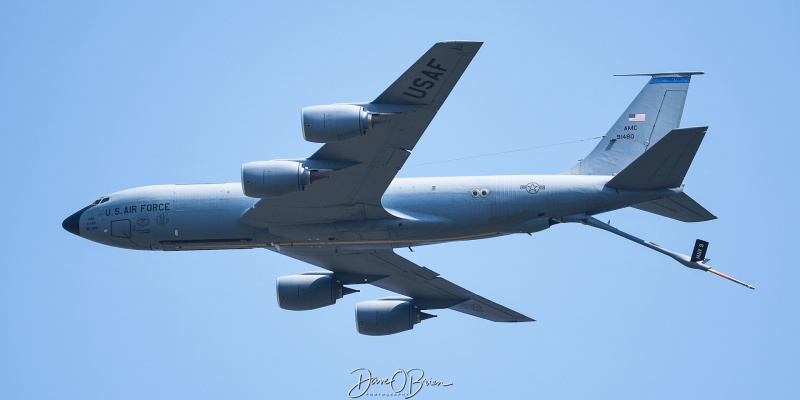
left=62, top=208, right=84, bottom=236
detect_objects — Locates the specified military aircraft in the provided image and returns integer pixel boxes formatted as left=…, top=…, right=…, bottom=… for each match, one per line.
left=63, top=41, right=753, bottom=336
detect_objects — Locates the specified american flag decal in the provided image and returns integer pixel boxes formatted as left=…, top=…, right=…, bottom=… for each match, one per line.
left=628, top=113, right=645, bottom=122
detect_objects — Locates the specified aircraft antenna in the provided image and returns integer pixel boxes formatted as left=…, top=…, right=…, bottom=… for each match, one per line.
left=407, top=136, right=602, bottom=168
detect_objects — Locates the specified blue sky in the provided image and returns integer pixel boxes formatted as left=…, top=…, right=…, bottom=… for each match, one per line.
left=2, top=1, right=798, bottom=398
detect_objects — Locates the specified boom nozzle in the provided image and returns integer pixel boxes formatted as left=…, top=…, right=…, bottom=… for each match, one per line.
left=708, top=268, right=756, bottom=290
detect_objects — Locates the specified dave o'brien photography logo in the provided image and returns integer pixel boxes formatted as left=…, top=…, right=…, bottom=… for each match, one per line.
left=348, top=368, right=453, bottom=398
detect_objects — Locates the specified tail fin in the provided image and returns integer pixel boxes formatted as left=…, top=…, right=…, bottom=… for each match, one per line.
left=564, top=72, right=703, bottom=176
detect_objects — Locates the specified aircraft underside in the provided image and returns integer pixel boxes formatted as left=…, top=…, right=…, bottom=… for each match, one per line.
left=64, top=41, right=752, bottom=336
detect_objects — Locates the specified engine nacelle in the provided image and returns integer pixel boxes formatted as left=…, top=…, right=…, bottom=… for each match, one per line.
left=301, top=104, right=374, bottom=143
left=355, top=299, right=433, bottom=336
left=241, top=160, right=309, bottom=198
left=277, top=273, right=355, bottom=311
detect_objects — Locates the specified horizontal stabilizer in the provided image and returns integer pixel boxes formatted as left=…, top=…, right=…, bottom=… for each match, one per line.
left=632, top=192, right=717, bottom=222
left=606, top=126, right=707, bottom=190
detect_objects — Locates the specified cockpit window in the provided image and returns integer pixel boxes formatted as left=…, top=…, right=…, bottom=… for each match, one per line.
left=92, top=197, right=110, bottom=205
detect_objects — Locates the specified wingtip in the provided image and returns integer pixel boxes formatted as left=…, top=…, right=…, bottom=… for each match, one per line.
left=438, top=40, right=484, bottom=50
left=440, top=40, right=484, bottom=44
left=614, top=71, right=705, bottom=77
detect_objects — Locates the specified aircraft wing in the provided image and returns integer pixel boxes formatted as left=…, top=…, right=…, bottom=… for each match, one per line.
left=280, top=248, right=534, bottom=323
left=241, top=41, right=482, bottom=225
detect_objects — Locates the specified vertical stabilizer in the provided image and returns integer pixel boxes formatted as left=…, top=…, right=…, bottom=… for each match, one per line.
left=564, top=72, right=703, bottom=176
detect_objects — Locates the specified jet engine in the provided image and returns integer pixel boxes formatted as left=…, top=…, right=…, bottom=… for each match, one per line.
left=276, top=273, right=357, bottom=311
left=301, top=104, right=377, bottom=143
left=241, top=160, right=310, bottom=198
left=355, top=299, right=435, bottom=336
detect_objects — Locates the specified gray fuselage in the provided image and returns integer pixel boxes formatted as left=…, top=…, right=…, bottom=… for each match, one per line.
left=66, top=175, right=679, bottom=252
